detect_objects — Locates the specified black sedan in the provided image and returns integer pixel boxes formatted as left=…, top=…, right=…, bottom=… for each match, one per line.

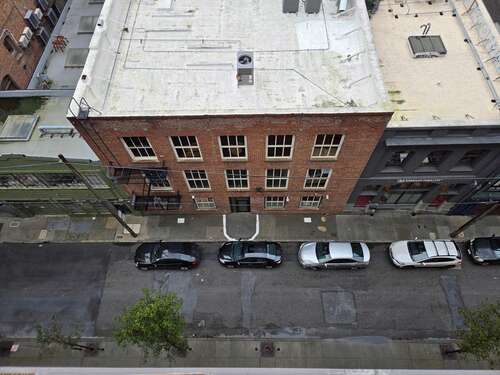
left=134, top=242, right=200, bottom=270
left=468, top=236, right=500, bottom=265
left=218, top=241, right=282, bottom=268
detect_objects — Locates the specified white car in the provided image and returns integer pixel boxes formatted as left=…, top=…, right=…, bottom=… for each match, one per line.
left=298, top=241, right=370, bottom=269
left=389, top=240, right=461, bottom=268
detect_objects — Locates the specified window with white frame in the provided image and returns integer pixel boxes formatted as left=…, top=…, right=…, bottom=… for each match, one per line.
left=299, top=196, right=322, bottom=209
left=267, top=135, right=294, bottom=159
left=311, top=134, right=344, bottom=159
left=225, top=169, right=249, bottom=189
left=143, top=170, right=171, bottom=191
left=265, top=196, right=286, bottom=209
left=170, top=136, right=202, bottom=160
left=123, top=137, right=156, bottom=160
left=266, top=169, right=289, bottom=189
left=184, top=170, right=210, bottom=190
left=219, top=135, right=247, bottom=160
left=304, top=168, right=331, bottom=189
left=195, top=197, right=216, bottom=209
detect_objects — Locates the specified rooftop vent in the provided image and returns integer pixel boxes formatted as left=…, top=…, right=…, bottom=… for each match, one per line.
left=305, top=0, right=322, bottom=13
left=237, top=51, right=254, bottom=86
left=283, top=0, right=299, bottom=13
left=39, top=125, right=76, bottom=137
left=408, top=35, right=447, bottom=58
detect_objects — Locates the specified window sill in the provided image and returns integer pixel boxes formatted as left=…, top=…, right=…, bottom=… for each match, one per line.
left=131, top=158, right=159, bottom=163
left=265, top=158, right=293, bottom=162
left=380, top=167, right=404, bottom=173
left=175, top=158, right=204, bottom=163
left=310, top=157, right=338, bottom=161
left=414, top=166, right=438, bottom=173
left=449, top=166, right=473, bottom=172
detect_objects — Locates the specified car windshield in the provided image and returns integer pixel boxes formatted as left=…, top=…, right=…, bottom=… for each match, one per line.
left=351, top=242, right=364, bottom=259
left=408, top=241, right=428, bottom=262
left=266, top=243, right=279, bottom=256
left=233, top=242, right=244, bottom=260
left=491, top=238, right=500, bottom=255
left=315, top=243, right=332, bottom=262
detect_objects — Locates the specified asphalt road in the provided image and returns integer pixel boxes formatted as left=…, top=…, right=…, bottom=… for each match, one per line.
left=1, top=242, right=499, bottom=340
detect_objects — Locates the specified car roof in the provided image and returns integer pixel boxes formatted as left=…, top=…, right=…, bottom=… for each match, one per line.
left=474, top=237, right=500, bottom=251
left=329, top=242, right=354, bottom=259
left=424, top=240, right=458, bottom=257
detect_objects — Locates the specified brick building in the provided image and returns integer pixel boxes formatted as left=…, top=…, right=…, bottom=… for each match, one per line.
left=70, top=0, right=392, bottom=214
left=0, top=0, right=46, bottom=90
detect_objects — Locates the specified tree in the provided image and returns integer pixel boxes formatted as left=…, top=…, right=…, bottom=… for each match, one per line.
left=36, top=317, right=100, bottom=352
left=457, top=302, right=500, bottom=363
left=113, top=289, right=189, bottom=359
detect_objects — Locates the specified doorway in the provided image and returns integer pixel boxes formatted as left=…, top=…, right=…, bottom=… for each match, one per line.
left=229, top=197, right=250, bottom=212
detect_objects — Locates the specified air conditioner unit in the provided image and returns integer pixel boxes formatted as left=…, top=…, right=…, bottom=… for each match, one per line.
left=237, top=51, right=254, bottom=86
left=34, top=8, right=44, bottom=20
left=18, top=35, right=30, bottom=48
left=37, top=26, right=51, bottom=45
left=24, top=10, right=41, bottom=31
left=37, top=0, right=49, bottom=12
left=22, top=26, right=33, bottom=41
left=47, top=8, right=58, bottom=26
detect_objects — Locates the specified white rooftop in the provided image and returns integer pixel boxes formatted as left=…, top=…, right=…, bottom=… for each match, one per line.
left=71, top=0, right=389, bottom=117
left=0, top=97, right=98, bottom=160
left=371, top=0, right=500, bottom=127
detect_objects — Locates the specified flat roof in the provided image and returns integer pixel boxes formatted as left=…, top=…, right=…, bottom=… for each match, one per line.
left=35, top=0, right=104, bottom=90
left=71, top=0, right=390, bottom=117
left=371, top=0, right=500, bottom=127
left=0, top=97, right=98, bottom=160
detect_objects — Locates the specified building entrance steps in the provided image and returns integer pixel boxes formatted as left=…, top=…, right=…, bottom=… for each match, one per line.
left=224, top=213, right=259, bottom=241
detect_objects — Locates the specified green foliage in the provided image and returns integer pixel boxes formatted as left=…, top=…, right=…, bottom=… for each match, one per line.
left=458, top=302, right=500, bottom=362
left=36, top=317, right=96, bottom=352
left=113, top=289, right=189, bottom=359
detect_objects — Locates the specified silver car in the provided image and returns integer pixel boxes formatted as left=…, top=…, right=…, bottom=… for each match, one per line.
left=389, top=240, right=461, bottom=268
left=298, top=241, right=370, bottom=269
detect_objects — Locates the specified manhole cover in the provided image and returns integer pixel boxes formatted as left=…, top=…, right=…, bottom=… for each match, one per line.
left=321, top=291, right=357, bottom=324
left=260, top=341, right=275, bottom=357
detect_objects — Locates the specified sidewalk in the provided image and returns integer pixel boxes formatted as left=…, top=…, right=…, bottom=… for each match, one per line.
left=0, top=212, right=498, bottom=243
left=0, top=337, right=496, bottom=369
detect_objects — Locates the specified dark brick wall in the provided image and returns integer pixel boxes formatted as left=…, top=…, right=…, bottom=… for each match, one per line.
left=71, top=113, right=391, bottom=214
left=0, top=0, right=44, bottom=89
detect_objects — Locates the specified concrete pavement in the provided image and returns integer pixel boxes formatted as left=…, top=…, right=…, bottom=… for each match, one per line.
left=0, top=212, right=499, bottom=243
left=0, top=337, right=497, bottom=369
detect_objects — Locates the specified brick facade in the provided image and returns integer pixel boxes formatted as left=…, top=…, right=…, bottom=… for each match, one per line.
left=71, top=113, right=391, bottom=214
left=0, top=0, right=44, bottom=90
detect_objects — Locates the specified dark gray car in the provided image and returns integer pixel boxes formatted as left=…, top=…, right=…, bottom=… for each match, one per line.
left=134, top=242, right=200, bottom=270
left=468, top=237, right=500, bottom=265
